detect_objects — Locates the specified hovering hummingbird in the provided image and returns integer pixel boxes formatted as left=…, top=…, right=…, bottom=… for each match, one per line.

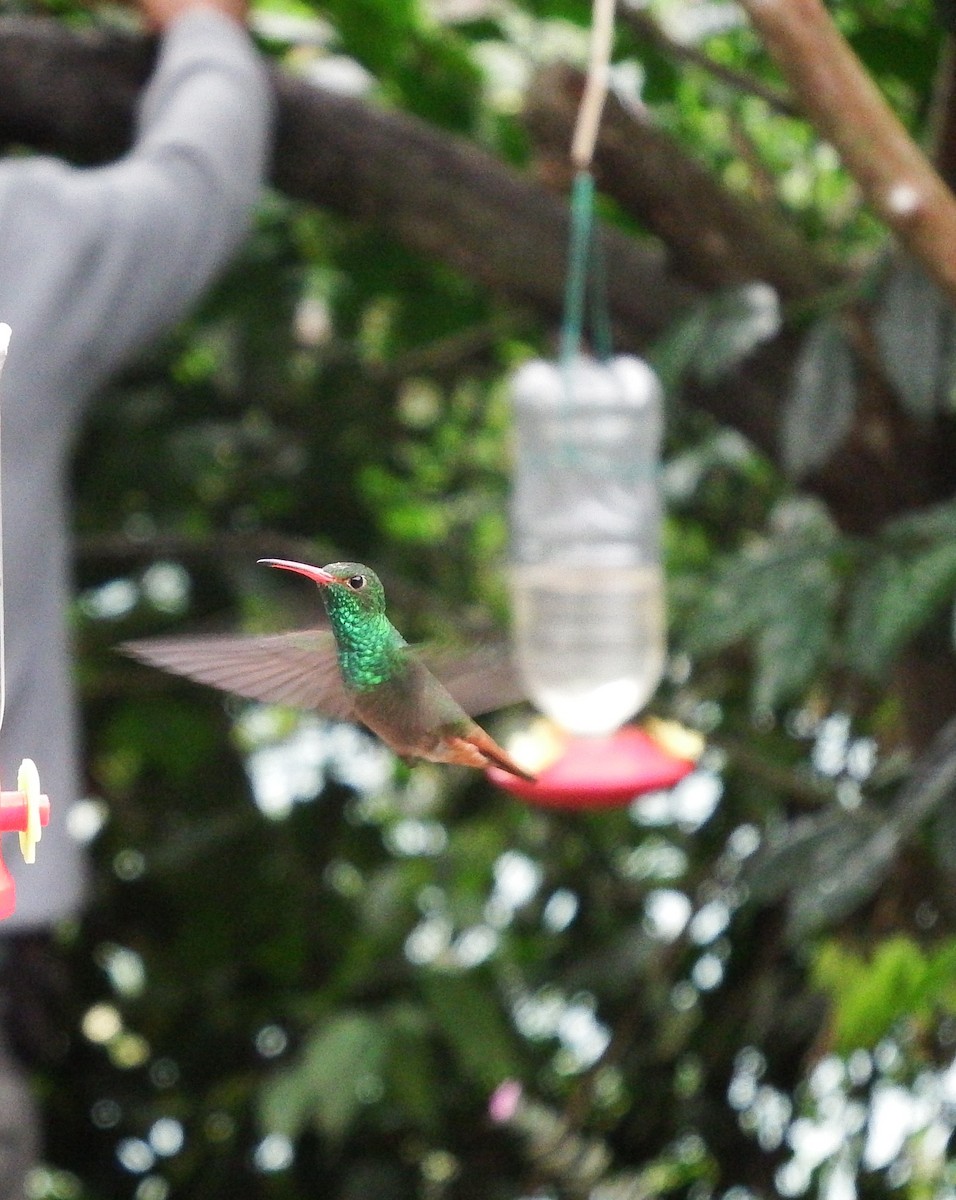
left=123, top=559, right=536, bottom=783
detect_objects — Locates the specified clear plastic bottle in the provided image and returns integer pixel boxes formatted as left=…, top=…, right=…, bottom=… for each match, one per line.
left=509, top=355, right=665, bottom=737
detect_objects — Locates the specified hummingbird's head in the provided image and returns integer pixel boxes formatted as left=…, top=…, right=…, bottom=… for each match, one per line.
left=258, top=558, right=388, bottom=631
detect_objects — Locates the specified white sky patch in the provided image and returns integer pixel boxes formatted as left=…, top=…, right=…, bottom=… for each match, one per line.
left=453, top=925, right=499, bottom=969
left=491, top=850, right=542, bottom=917
left=79, top=577, right=139, bottom=620
left=512, top=986, right=610, bottom=1073
left=691, top=953, right=724, bottom=991
left=863, top=1085, right=923, bottom=1171
left=631, top=769, right=722, bottom=830
left=513, top=987, right=566, bottom=1041
left=618, top=836, right=687, bottom=882
left=253, top=1134, right=294, bottom=1173
left=116, top=1139, right=155, bottom=1174
left=644, top=889, right=691, bottom=942
left=812, top=713, right=851, bottom=776
left=303, top=55, right=376, bottom=96
left=555, top=999, right=611, bottom=1071
left=148, top=1118, right=185, bottom=1158
left=885, top=182, right=921, bottom=217
left=765, top=1045, right=956, bottom=1195
left=689, top=898, right=731, bottom=944
left=242, top=712, right=392, bottom=816
left=384, top=819, right=448, bottom=857
left=67, top=797, right=109, bottom=844
left=404, top=914, right=454, bottom=966
left=542, top=888, right=578, bottom=933
left=140, top=562, right=190, bottom=615
left=97, top=943, right=146, bottom=999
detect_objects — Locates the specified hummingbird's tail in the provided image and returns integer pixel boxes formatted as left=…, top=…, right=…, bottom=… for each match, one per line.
left=446, top=727, right=538, bottom=784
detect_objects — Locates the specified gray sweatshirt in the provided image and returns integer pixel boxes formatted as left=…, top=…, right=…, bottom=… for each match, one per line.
left=0, top=8, right=273, bottom=927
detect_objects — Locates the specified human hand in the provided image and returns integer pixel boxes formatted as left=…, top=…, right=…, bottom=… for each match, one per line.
left=137, top=0, right=250, bottom=31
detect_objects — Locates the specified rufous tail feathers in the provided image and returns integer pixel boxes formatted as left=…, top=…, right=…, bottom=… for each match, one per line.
left=445, top=728, right=537, bottom=784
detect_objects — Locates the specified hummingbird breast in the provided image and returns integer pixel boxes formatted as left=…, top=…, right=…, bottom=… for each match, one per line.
left=350, top=652, right=471, bottom=761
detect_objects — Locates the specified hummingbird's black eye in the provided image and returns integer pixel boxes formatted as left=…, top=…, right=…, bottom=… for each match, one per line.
left=347, top=574, right=366, bottom=590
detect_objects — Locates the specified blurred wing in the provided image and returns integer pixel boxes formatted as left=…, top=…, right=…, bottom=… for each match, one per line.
left=121, top=631, right=356, bottom=720
left=418, top=642, right=527, bottom=716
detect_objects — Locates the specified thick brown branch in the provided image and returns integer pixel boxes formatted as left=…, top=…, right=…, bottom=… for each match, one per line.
left=0, top=17, right=149, bottom=161
left=270, top=71, right=695, bottom=340
left=524, top=63, right=838, bottom=302
left=739, top=0, right=956, bottom=305
left=0, top=16, right=695, bottom=347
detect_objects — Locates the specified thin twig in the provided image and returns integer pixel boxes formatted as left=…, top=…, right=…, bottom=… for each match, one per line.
left=621, top=7, right=799, bottom=118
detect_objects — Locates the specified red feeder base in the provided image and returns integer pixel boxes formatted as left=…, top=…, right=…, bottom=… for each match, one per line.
left=0, top=862, right=14, bottom=921
left=488, top=723, right=696, bottom=810
left=0, top=778, right=51, bottom=920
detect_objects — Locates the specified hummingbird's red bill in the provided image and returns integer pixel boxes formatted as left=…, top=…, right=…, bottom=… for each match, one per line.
left=258, top=558, right=336, bottom=586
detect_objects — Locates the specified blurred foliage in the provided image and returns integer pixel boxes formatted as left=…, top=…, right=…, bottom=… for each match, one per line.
left=5, top=0, right=956, bottom=1199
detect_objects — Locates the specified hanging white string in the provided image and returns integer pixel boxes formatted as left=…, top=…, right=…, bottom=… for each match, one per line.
left=570, top=0, right=618, bottom=171
left=0, top=323, right=10, bottom=736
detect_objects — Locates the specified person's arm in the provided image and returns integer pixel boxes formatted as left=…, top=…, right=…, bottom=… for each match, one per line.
left=92, top=0, right=274, bottom=363
left=0, top=0, right=273, bottom=394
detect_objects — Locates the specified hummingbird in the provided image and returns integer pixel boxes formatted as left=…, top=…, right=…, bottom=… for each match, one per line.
left=123, top=559, right=536, bottom=783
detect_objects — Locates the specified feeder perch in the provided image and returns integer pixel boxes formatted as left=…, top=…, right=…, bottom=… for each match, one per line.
left=488, top=719, right=700, bottom=810
left=0, top=759, right=50, bottom=919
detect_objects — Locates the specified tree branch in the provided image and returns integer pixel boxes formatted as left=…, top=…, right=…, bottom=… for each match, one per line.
left=0, top=15, right=948, bottom=535
left=738, top=0, right=956, bottom=306
left=524, top=62, right=838, bottom=302
left=929, top=34, right=956, bottom=189
left=0, top=17, right=695, bottom=348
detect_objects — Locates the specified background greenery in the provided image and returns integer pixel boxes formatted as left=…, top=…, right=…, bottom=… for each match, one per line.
left=5, top=0, right=956, bottom=1197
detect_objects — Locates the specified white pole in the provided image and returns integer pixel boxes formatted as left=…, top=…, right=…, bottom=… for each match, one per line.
left=0, top=323, right=11, bottom=735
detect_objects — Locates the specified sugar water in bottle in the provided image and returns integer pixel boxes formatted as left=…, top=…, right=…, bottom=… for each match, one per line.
left=509, top=355, right=665, bottom=737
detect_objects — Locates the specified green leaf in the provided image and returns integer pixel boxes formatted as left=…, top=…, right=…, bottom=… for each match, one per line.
left=872, top=255, right=947, bottom=419
left=683, top=551, right=772, bottom=655
left=384, top=1004, right=441, bottom=1131
left=747, top=809, right=884, bottom=906
left=259, top=1012, right=387, bottom=1142
left=883, top=497, right=956, bottom=541
left=686, top=509, right=838, bottom=708
left=421, top=972, right=520, bottom=1092
left=691, top=283, right=782, bottom=384
left=781, top=316, right=856, bottom=479
left=650, top=283, right=781, bottom=392
left=813, top=937, right=956, bottom=1053
left=648, top=304, right=710, bottom=395
left=845, top=541, right=956, bottom=677
left=752, top=556, right=835, bottom=709
left=932, top=784, right=956, bottom=873
left=748, top=809, right=898, bottom=939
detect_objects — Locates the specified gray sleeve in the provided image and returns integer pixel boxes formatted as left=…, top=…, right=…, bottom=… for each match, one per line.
left=0, top=6, right=273, bottom=398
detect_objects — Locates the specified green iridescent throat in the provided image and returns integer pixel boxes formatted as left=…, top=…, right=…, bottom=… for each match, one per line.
left=322, top=588, right=404, bottom=692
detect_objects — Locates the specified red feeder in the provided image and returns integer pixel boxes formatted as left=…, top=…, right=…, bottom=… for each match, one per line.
left=0, top=760, right=50, bottom=919
left=488, top=721, right=698, bottom=810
